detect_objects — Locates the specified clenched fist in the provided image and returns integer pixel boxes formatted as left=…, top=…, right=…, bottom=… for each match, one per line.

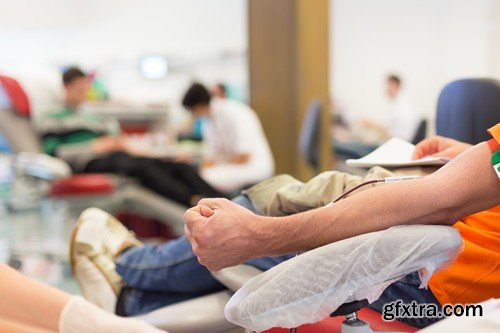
left=184, top=198, right=266, bottom=271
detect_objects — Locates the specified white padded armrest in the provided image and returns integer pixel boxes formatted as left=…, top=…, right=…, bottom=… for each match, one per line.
left=139, top=291, right=238, bottom=333
left=15, top=152, right=72, bottom=180
left=138, top=266, right=262, bottom=332
left=212, top=265, right=264, bottom=292
left=226, top=225, right=463, bottom=331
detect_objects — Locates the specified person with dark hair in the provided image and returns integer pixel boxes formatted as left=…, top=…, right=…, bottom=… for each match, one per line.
left=386, top=74, right=401, bottom=91
left=61, top=66, right=90, bottom=112
left=384, top=74, right=421, bottom=141
left=37, top=68, right=223, bottom=207
left=182, top=82, right=274, bottom=192
left=362, top=74, right=421, bottom=142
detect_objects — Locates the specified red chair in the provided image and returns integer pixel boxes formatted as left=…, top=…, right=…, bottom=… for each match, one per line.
left=50, top=174, right=116, bottom=196
left=0, top=75, right=30, bottom=117
left=0, top=75, right=186, bottom=237
left=0, top=75, right=117, bottom=197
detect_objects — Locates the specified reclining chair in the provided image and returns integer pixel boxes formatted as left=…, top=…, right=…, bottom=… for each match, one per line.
left=0, top=75, right=186, bottom=233
left=299, top=99, right=322, bottom=175
left=225, top=225, right=462, bottom=333
left=135, top=225, right=461, bottom=333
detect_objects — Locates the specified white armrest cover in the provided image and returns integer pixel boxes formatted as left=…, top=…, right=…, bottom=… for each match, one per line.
left=139, top=291, right=237, bottom=333
left=15, top=152, right=72, bottom=180
left=212, top=265, right=264, bottom=292
left=225, top=225, right=462, bottom=331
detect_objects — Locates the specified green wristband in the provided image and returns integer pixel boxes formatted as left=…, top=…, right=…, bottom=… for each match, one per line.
left=492, top=151, right=500, bottom=165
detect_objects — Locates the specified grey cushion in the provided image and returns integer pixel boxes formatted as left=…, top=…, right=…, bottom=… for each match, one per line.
left=0, top=108, right=41, bottom=153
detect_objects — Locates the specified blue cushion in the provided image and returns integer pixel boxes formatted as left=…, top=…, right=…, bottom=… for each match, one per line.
left=436, top=79, right=500, bottom=144
left=0, top=133, right=12, bottom=153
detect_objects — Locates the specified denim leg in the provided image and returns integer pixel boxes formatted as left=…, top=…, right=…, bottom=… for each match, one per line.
left=119, top=286, right=220, bottom=316
left=245, top=254, right=296, bottom=270
left=120, top=254, right=296, bottom=316
left=368, top=272, right=442, bottom=328
left=116, top=194, right=295, bottom=315
left=116, top=195, right=259, bottom=292
left=116, top=236, right=225, bottom=293
left=232, top=194, right=260, bottom=214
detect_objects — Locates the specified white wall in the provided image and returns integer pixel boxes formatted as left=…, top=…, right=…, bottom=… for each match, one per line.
left=330, top=0, right=495, bottom=132
left=0, top=0, right=248, bottom=120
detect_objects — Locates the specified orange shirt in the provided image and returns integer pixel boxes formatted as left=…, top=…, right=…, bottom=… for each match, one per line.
left=429, top=206, right=500, bottom=305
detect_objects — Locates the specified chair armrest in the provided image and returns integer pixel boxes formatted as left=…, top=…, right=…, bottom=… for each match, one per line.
left=120, top=183, right=186, bottom=233
left=15, top=152, right=72, bottom=180
left=212, top=265, right=263, bottom=292
left=138, top=291, right=238, bottom=333
left=226, top=225, right=462, bottom=331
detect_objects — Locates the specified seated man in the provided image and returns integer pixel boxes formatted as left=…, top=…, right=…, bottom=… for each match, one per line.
left=71, top=127, right=500, bottom=328
left=38, top=67, right=223, bottom=206
left=182, top=83, right=275, bottom=192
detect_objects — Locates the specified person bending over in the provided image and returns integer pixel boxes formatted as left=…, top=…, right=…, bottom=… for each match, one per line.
left=70, top=126, right=500, bottom=328
left=182, top=83, right=275, bottom=192
left=38, top=67, right=222, bottom=206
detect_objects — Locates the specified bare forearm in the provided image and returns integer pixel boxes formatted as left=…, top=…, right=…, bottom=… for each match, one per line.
left=0, top=264, right=69, bottom=331
left=256, top=143, right=500, bottom=256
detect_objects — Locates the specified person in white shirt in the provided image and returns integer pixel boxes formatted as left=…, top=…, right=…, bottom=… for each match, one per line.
left=182, top=83, right=274, bottom=192
left=384, top=74, right=421, bottom=142
left=361, top=75, right=422, bottom=143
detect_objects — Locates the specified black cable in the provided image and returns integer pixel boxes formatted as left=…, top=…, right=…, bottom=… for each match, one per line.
left=293, top=179, right=383, bottom=257
left=332, top=179, right=384, bottom=203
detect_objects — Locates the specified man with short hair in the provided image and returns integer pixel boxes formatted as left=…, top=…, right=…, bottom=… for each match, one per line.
left=182, top=83, right=274, bottom=192
left=385, top=74, right=421, bottom=141
left=62, top=67, right=90, bottom=112
left=362, top=74, right=422, bottom=142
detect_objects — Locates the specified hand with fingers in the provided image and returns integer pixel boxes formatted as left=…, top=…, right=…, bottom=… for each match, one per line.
left=184, top=198, right=265, bottom=271
left=412, top=136, right=472, bottom=160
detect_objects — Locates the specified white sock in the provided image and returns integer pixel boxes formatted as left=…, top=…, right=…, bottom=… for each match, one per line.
left=59, top=296, right=167, bottom=333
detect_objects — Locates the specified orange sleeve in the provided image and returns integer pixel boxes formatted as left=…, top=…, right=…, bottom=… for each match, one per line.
left=488, top=123, right=500, bottom=144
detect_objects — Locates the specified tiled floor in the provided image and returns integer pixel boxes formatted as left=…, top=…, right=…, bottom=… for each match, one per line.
left=0, top=198, right=93, bottom=294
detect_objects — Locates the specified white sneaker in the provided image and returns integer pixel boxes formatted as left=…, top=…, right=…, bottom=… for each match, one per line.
left=70, top=208, right=142, bottom=313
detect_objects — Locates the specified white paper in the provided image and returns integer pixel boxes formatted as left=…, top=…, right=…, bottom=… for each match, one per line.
left=346, top=137, right=450, bottom=168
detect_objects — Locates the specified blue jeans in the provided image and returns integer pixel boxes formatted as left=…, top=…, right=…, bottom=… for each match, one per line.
left=116, top=196, right=441, bottom=329
left=116, top=195, right=295, bottom=316
left=368, top=272, right=442, bottom=328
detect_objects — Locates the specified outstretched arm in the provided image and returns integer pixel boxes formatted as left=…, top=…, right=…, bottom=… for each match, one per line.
left=0, top=264, right=166, bottom=332
left=0, top=264, right=69, bottom=332
left=185, top=142, right=500, bottom=271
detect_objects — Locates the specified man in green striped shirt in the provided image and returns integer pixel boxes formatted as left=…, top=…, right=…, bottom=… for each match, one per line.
left=37, top=67, right=222, bottom=206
